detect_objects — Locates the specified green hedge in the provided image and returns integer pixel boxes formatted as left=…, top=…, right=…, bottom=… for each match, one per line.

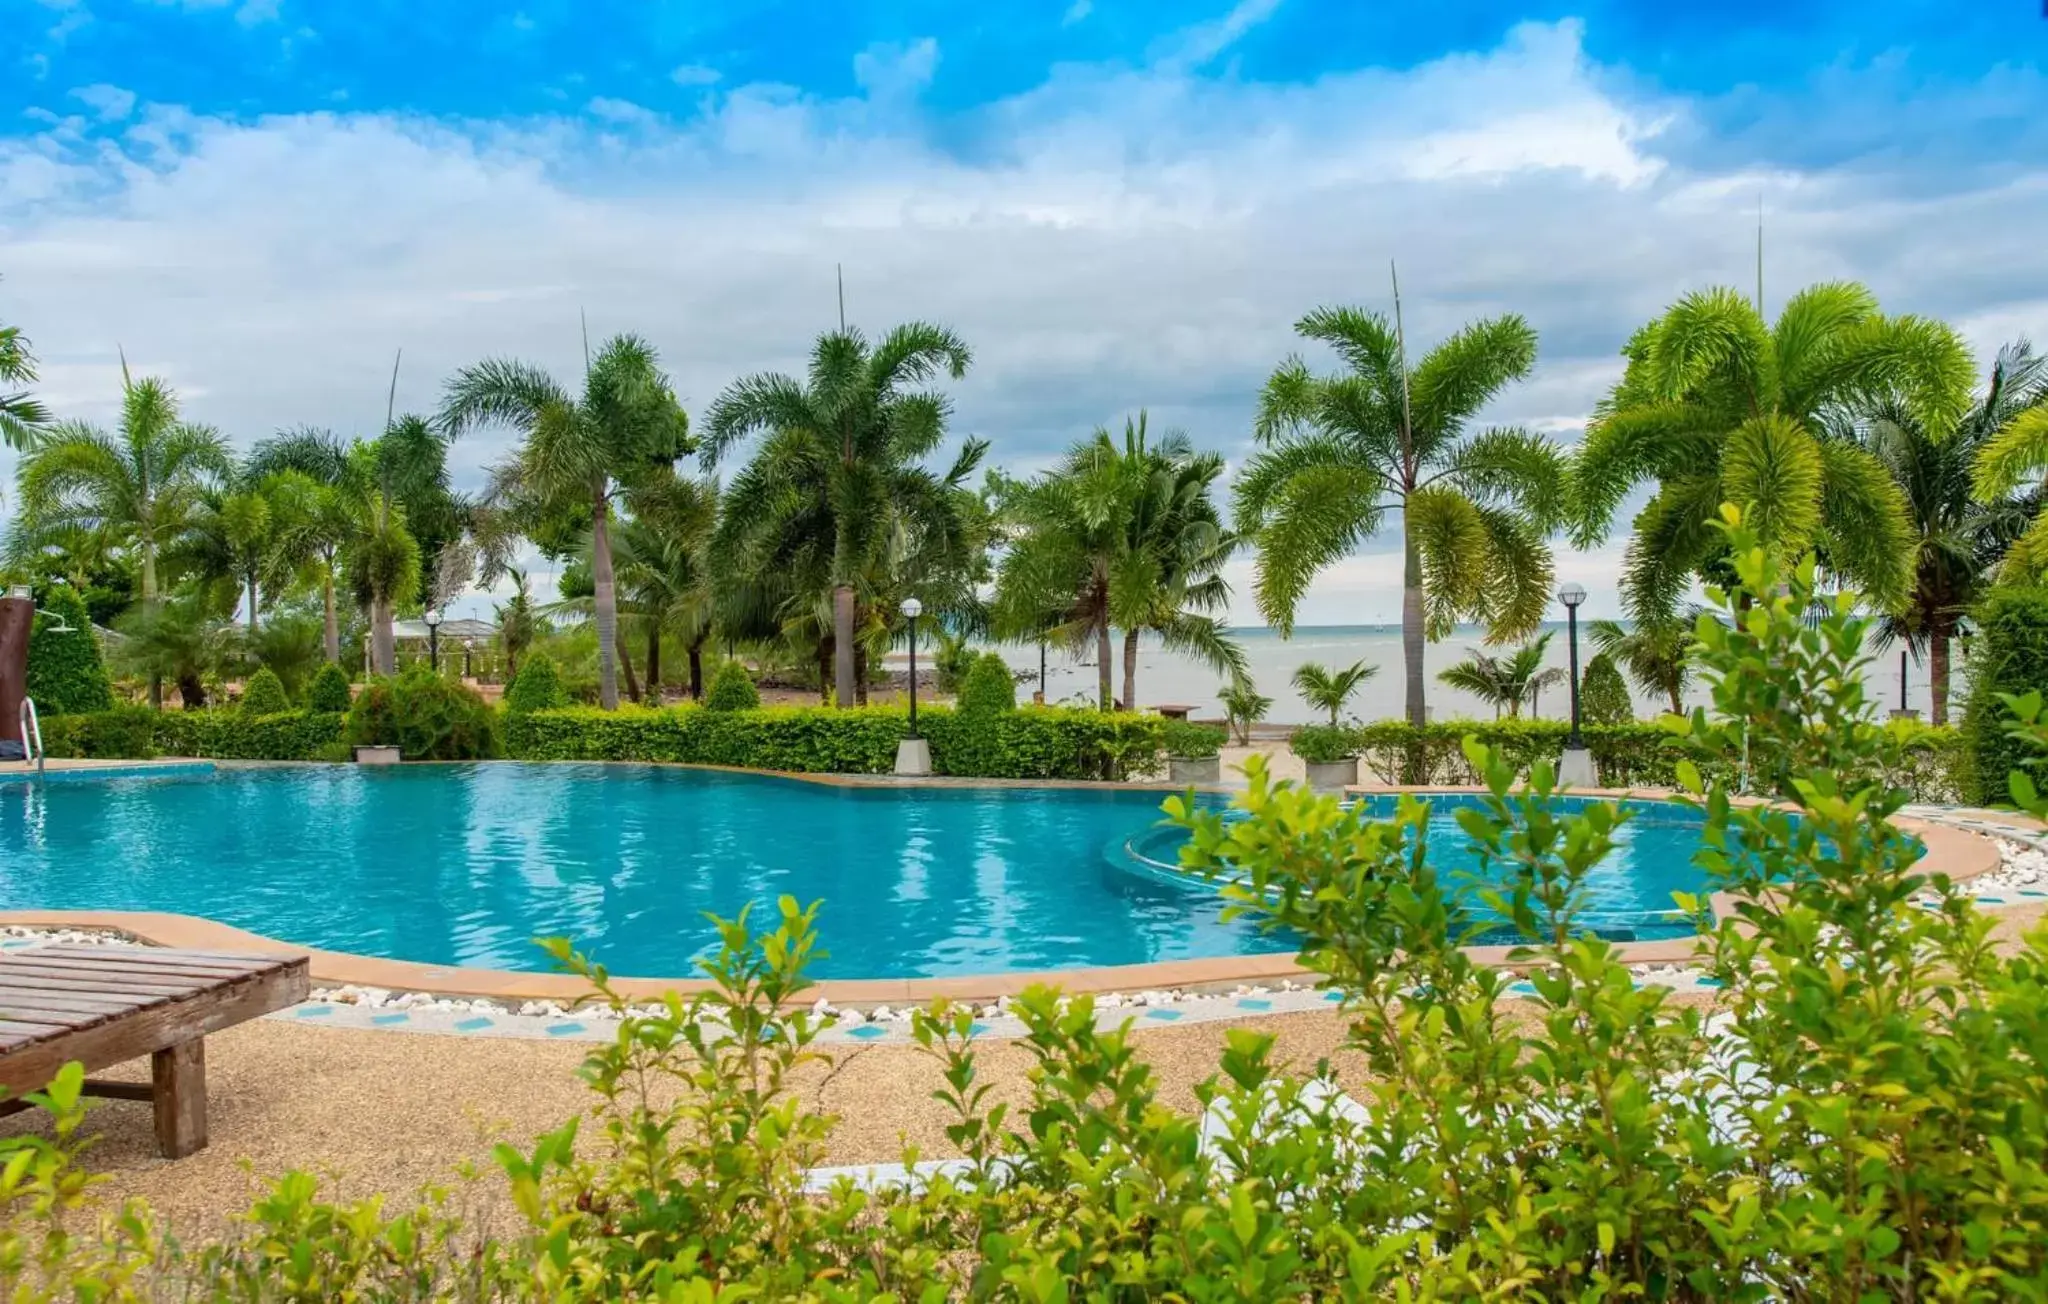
left=43, top=707, right=347, bottom=761
left=506, top=703, right=1166, bottom=780
left=26, top=584, right=113, bottom=715
left=1961, top=586, right=2048, bottom=805
left=1347, top=717, right=1964, bottom=801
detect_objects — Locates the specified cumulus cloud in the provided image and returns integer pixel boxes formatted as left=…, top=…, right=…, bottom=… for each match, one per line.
left=0, top=18, right=2042, bottom=622
left=68, top=82, right=136, bottom=121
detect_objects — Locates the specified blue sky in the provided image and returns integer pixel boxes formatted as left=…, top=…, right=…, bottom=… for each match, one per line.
left=2, top=0, right=2044, bottom=621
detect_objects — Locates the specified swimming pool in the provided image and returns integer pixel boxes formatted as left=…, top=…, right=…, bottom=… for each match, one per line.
left=0, top=765, right=1716, bottom=979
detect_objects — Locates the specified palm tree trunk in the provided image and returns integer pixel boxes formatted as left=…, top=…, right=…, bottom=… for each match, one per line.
left=689, top=636, right=706, bottom=701
left=592, top=490, right=620, bottom=710
left=646, top=623, right=662, bottom=702
left=246, top=574, right=260, bottom=637
left=618, top=637, right=642, bottom=704
left=1931, top=633, right=1952, bottom=726
left=832, top=585, right=856, bottom=708
left=1095, top=619, right=1113, bottom=711
left=1402, top=519, right=1426, bottom=728
left=321, top=567, right=340, bottom=664
left=854, top=641, right=870, bottom=707
left=370, top=595, right=395, bottom=675
left=1121, top=629, right=1140, bottom=713
left=817, top=637, right=833, bottom=704
left=142, top=545, right=163, bottom=709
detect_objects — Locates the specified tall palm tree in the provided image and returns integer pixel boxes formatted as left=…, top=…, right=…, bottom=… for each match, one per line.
left=704, top=323, right=972, bottom=708
left=1973, top=346, right=2048, bottom=584
left=1861, top=344, right=2048, bottom=723
left=1571, top=282, right=1975, bottom=620
left=246, top=427, right=355, bottom=663
left=1, top=312, right=49, bottom=449
left=614, top=476, right=719, bottom=700
left=1587, top=617, right=1697, bottom=716
left=1236, top=305, right=1566, bottom=727
left=440, top=335, right=692, bottom=709
left=495, top=569, right=540, bottom=679
left=15, top=371, right=231, bottom=705
left=1291, top=659, right=1378, bottom=725
left=1437, top=632, right=1562, bottom=720
left=996, top=417, right=1247, bottom=710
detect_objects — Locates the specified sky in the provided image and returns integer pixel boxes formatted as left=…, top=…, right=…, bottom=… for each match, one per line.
left=2, top=0, right=2044, bottom=624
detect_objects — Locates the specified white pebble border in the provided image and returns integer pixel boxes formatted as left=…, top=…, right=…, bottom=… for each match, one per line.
left=5, top=806, right=2041, bottom=1045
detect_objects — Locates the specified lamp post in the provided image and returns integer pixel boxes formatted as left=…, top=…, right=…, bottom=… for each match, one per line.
left=424, top=607, right=442, bottom=673
left=894, top=597, right=931, bottom=776
left=901, top=597, right=923, bottom=737
left=1556, top=582, right=1593, bottom=785
left=463, top=636, right=475, bottom=681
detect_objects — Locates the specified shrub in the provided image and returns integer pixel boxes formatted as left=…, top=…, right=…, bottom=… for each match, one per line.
left=345, top=663, right=499, bottom=761
left=1161, top=719, right=1225, bottom=759
left=1289, top=721, right=1357, bottom=765
left=1960, top=585, right=2048, bottom=804
left=24, top=584, right=112, bottom=715
left=703, top=660, right=760, bottom=712
left=238, top=666, right=290, bottom=715
left=152, top=708, right=347, bottom=761
left=502, top=652, right=567, bottom=714
left=957, top=652, right=1017, bottom=714
left=37, top=706, right=156, bottom=760
left=1578, top=650, right=1632, bottom=725
left=304, top=662, right=353, bottom=714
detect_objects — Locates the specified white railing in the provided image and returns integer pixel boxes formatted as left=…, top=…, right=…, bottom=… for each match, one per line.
left=19, top=697, right=43, bottom=776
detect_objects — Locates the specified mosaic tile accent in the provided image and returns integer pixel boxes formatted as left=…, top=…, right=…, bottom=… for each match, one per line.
left=371, top=1012, right=411, bottom=1026
left=544, top=1022, right=586, bottom=1037
left=845, top=1025, right=889, bottom=1041
left=1234, top=998, right=1273, bottom=1012
left=1143, top=1008, right=1183, bottom=1021
left=296, top=1005, right=333, bottom=1018
left=454, top=1016, right=494, bottom=1032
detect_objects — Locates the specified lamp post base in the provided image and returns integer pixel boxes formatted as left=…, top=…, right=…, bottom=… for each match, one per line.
left=894, top=738, right=932, bottom=777
left=1558, top=745, right=1596, bottom=788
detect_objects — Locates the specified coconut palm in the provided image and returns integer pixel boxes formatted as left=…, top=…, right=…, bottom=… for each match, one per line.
left=703, top=323, right=972, bottom=708
left=1438, top=632, right=1562, bottom=719
left=1571, top=282, right=1975, bottom=621
left=1220, top=679, right=1272, bottom=746
left=1291, top=659, right=1378, bottom=725
left=110, top=586, right=239, bottom=709
left=1972, top=346, right=2048, bottom=584
left=245, top=428, right=354, bottom=662
left=15, top=371, right=231, bottom=705
left=1587, top=617, right=1697, bottom=716
left=1236, top=306, right=1566, bottom=728
left=613, top=476, right=719, bottom=700
left=440, top=335, right=691, bottom=709
left=997, top=417, right=1246, bottom=710
left=1860, top=344, right=2048, bottom=723
left=1, top=313, right=49, bottom=449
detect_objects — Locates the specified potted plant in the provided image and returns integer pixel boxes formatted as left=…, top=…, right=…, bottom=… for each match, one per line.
left=1292, top=722, right=1359, bottom=792
left=1162, top=720, right=1226, bottom=784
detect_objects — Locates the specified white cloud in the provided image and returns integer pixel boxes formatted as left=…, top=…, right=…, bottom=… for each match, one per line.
left=0, top=20, right=2042, bottom=626
left=670, top=63, right=721, bottom=87
left=852, top=37, right=939, bottom=102
left=1061, top=0, right=1092, bottom=25
left=1155, top=0, right=1284, bottom=70
left=69, top=83, right=136, bottom=122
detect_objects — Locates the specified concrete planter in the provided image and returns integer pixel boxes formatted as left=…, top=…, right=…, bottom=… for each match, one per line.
left=1168, top=756, right=1221, bottom=785
left=1303, top=758, right=1357, bottom=792
left=894, top=737, right=933, bottom=777
left=353, top=745, right=402, bottom=765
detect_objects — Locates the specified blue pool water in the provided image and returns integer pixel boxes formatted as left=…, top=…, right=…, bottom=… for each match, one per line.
left=0, top=766, right=1716, bottom=978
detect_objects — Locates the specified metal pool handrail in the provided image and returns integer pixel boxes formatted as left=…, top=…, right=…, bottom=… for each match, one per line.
left=19, top=697, right=43, bottom=776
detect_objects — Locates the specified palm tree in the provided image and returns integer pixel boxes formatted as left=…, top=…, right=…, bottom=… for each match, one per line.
left=1236, top=305, right=1566, bottom=728
left=246, top=427, right=355, bottom=663
left=1571, top=282, right=1975, bottom=620
left=1220, top=679, right=1272, bottom=746
left=1, top=311, right=49, bottom=449
left=997, top=417, right=1247, bottom=710
left=1291, top=659, right=1378, bottom=725
left=1973, top=346, right=2048, bottom=585
left=1438, top=632, right=1561, bottom=719
left=440, top=335, right=692, bottom=709
left=610, top=476, right=719, bottom=701
left=110, top=586, right=239, bottom=709
left=1862, top=344, right=2048, bottom=723
left=704, top=323, right=972, bottom=708
left=495, top=569, right=540, bottom=679
left=15, top=371, right=231, bottom=706
left=1588, top=617, right=1697, bottom=716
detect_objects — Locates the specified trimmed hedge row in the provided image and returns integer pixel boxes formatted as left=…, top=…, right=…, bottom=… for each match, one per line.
left=1342, top=717, right=1965, bottom=802
left=505, top=703, right=1167, bottom=780
left=40, top=707, right=348, bottom=762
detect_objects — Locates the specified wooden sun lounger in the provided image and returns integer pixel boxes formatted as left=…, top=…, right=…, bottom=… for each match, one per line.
left=0, top=945, right=310, bottom=1158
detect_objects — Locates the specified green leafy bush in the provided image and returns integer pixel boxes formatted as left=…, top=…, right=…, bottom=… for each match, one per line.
left=1960, top=585, right=2048, bottom=803
left=151, top=709, right=346, bottom=760
left=703, top=660, right=760, bottom=712
left=37, top=706, right=157, bottom=760
left=345, top=663, right=499, bottom=760
left=1578, top=650, right=1632, bottom=725
left=502, top=652, right=567, bottom=714
left=24, top=584, right=112, bottom=715
left=17, top=524, right=2048, bottom=1297
left=1161, top=718, right=1225, bottom=759
left=303, top=661, right=353, bottom=714
left=957, top=651, right=1017, bottom=713
left=238, top=666, right=290, bottom=715
left=1288, top=721, right=1357, bottom=765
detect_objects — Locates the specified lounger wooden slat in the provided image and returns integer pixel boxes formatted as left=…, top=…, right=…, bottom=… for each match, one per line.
left=35, top=946, right=290, bottom=968
left=0, top=947, right=308, bottom=1158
